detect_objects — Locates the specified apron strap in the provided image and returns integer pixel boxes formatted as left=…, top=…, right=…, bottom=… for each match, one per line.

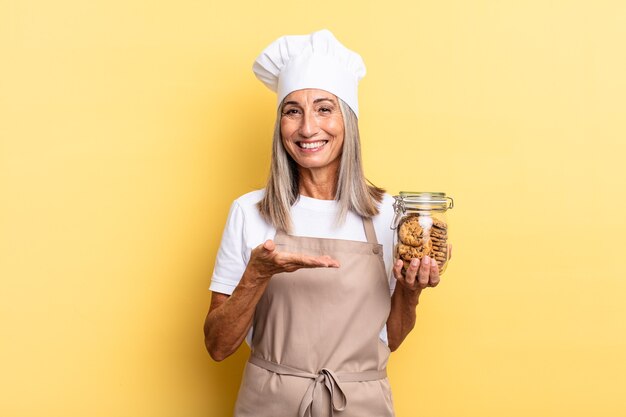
left=249, top=355, right=386, bottom=417
left=362, top=217, right=378, bottom=245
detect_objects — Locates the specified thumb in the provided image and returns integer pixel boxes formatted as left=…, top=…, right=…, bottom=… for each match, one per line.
left=262, top=239, right=276, bottom=253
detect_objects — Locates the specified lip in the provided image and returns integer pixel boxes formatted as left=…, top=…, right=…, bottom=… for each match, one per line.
left=295, top=140, right=329, bottom=152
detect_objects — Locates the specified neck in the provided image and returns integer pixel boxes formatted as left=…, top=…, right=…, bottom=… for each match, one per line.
left=297, top=164, right=339, bottom=200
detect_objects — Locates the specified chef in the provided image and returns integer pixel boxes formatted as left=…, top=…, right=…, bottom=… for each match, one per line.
left=204, top=29, right=442, bottom=417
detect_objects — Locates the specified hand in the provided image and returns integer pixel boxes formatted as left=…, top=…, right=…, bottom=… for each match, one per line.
left=246, top=240, right=340, bottom=283
left=392, top=243, right=452, bottom=292
left=393, top=256, right=439, bottom=292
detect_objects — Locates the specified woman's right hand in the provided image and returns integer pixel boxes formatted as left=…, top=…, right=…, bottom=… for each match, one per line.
left=246, top=239, right=340, bottom=283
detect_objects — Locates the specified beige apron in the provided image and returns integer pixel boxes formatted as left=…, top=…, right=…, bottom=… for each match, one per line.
left=234, top=218, right=395, bottom=417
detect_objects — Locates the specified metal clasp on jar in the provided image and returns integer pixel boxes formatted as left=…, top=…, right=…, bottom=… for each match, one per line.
left=390, top=196, right=406, bottom=230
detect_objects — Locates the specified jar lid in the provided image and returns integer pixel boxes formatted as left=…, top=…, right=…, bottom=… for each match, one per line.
left=391, top=192, right=454, bottom=229
left=393, top=191, right=454, bottom=213
left=398, top=191, right=451, bottom=205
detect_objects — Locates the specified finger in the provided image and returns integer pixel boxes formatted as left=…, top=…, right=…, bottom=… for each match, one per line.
left=405, top=258, right=420, bottom=288
left=303, top=255, right=338, bottom=268
left=317, top=255, right=340, bottom=268
left=285, top=253, right=339, bottom=269
left=417, top=256, right=431, bottom=288
left=429, top=261, right=440, bottom=287
left=392, top=259, right=404, bottom=280
left=263, top=239, right=275, bottom=252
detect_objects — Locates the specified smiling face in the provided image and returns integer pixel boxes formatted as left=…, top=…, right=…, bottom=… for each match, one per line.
left=280, top=89, right=345, bottom=174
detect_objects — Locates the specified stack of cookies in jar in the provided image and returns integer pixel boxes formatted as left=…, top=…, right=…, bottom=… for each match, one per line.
left=396, top=214, right=449, bottom=272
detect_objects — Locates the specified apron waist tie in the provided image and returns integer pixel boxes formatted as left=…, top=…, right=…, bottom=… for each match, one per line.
left=249, top=355, right=387, bottom=417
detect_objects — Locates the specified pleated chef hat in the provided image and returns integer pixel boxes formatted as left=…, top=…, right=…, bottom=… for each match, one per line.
left=252, top=29, right=366, bottom=117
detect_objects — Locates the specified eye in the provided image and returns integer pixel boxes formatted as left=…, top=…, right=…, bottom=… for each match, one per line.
left=282, top=108, right=301, bottom=116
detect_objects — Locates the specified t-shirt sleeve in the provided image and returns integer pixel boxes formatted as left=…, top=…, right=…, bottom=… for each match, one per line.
left=209, top=201, right=248, bottom=295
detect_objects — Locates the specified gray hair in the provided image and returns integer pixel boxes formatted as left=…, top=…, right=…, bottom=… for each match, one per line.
left=257, top=97, right=384, bottom=233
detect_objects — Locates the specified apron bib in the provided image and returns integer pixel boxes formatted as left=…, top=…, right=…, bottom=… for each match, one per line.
left=234, top=218, right=395, bottom=417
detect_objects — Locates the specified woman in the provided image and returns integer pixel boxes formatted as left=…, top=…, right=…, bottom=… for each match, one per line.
left=204, top=30, right=442, bottom=417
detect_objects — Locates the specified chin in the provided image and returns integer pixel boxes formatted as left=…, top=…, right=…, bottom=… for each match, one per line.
left=296, top=159, right=339, bottom=171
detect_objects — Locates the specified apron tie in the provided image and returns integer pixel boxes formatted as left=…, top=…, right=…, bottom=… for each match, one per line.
left=249, top=355, right=386, bottom=417
left=298, top=368, right=347, bottom=417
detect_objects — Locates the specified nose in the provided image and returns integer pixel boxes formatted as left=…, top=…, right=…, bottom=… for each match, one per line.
left=298, top=109, right=320, bottom=138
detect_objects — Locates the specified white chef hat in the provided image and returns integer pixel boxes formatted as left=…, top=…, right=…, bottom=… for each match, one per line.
left=252, top=29, right=366, bottom=117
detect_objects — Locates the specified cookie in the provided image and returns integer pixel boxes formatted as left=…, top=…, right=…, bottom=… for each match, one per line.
left=410, top=237, right=427, bottom=248
left=398, top=216, right=424, bottom=246
left=397, top=242, right=432, bottom=262
left=430, top=229, right=447, bottom=238
left=432, top=217, right=448, bottom=230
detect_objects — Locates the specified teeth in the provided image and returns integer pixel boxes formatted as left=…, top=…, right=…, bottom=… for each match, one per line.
left=300, top=141, right=326, bottom=149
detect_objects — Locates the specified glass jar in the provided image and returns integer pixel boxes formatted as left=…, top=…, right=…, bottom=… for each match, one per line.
left=391, top=192, right=454, bottom=275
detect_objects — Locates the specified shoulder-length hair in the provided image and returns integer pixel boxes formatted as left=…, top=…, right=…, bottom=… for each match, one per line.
left=257, top=97, right=385, bottom=233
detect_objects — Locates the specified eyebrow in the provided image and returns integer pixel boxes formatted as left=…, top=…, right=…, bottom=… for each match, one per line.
left=282, top=97, right=337, bottom=106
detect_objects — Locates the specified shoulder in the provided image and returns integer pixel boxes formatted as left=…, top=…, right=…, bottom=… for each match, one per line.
left=371, top=192, right=395, bottom=241
left=375, top=193, right=396, bottom=220
left=215, top=188, right=274, bottom=261
left=227, top=189, right=273, bottom=236
left=227, top=189, right=267, bottom=221
left=380, top=193, right=395, bottom=210
left=232, top=189, right=265, bottom=210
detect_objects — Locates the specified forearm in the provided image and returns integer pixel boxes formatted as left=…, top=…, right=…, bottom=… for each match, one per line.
left=204, top=268, right=270, bottom=361
left=386, top=285, right=421, bottom=352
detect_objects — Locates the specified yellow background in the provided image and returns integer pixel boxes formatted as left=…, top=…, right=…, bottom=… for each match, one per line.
left=2, top=0, right=625, bottom=416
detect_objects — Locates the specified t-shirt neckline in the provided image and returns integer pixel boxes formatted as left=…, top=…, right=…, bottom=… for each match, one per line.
left=295, top=194, right=339, bottom=213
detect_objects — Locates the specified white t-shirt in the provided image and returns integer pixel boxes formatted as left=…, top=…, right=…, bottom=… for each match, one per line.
left=209, top=189, right=398, bottom=344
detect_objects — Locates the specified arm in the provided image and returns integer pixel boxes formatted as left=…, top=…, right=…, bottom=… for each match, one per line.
left=203, top=269, right=270, bottom=362
left=204, top=240, right=339, bottom=361
left=386, top=256, right=440, bottom=352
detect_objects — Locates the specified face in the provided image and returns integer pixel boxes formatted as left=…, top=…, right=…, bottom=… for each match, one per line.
left=280, top=89, right=345, bottom=172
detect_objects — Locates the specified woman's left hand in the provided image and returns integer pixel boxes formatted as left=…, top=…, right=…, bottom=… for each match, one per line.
left=392, top=256, right=439, bottom=293
left=392, top=244, right=452, bottom=293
